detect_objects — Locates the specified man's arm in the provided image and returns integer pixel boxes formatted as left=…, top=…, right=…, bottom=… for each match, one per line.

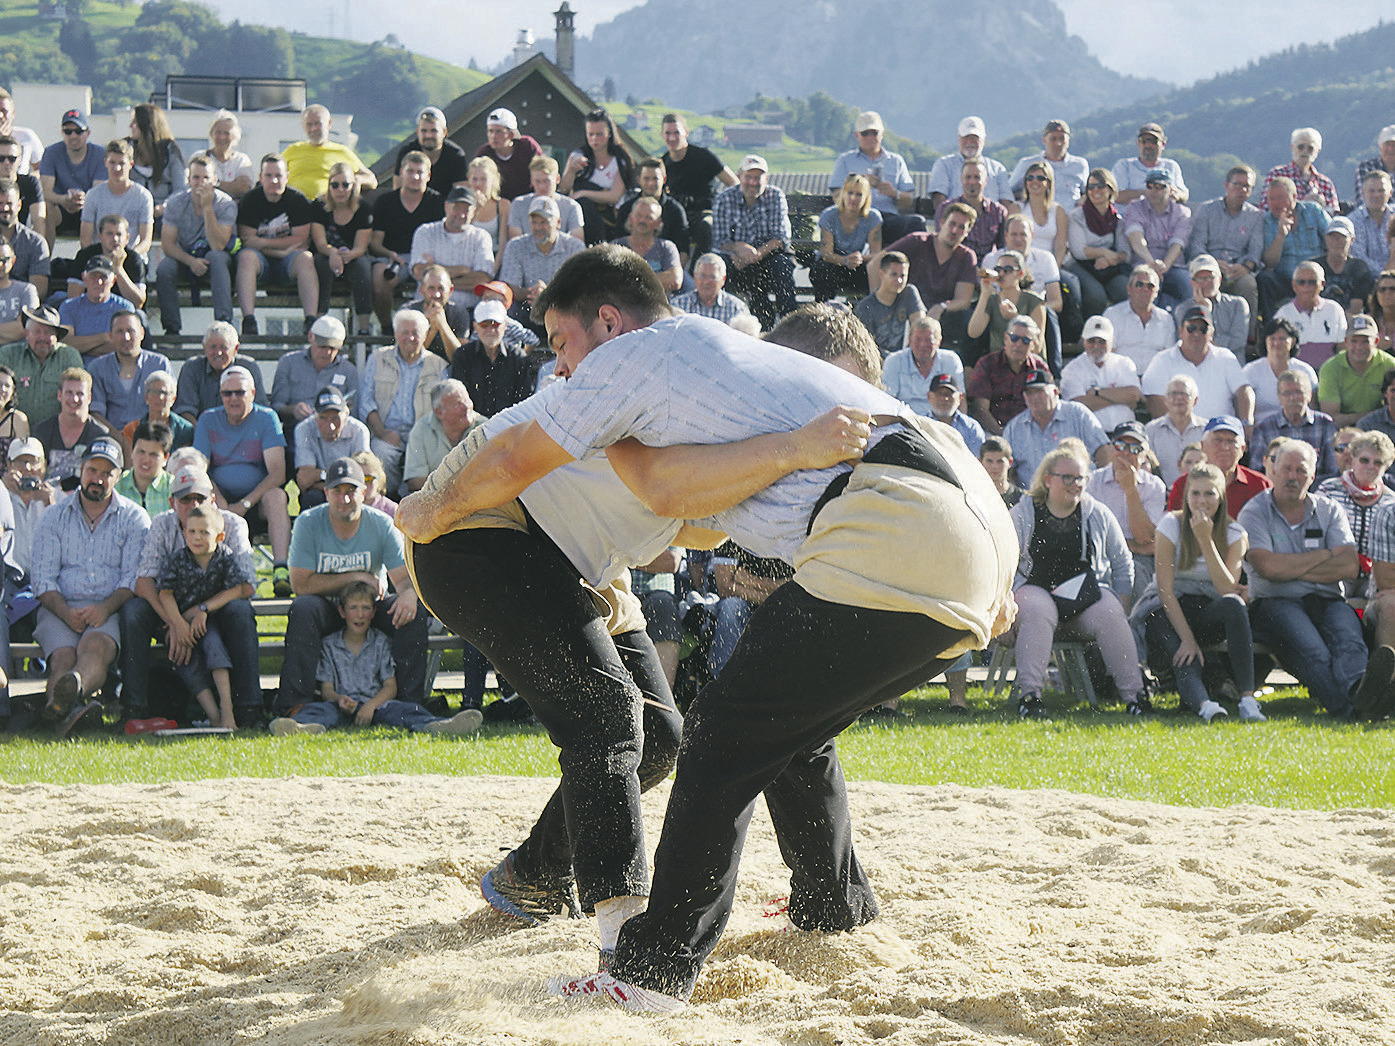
left=1247, top=544, right=1358, bottom=582
left=288, top=566, right=382, bottom=598
left=384, top=564, right=418, bottom=627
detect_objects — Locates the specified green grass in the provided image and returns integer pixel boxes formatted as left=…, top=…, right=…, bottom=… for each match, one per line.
left=2, top=686, right=1392, bottom=811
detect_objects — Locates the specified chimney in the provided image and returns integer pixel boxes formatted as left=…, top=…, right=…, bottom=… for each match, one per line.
left=554, top=2, right=576, bottom=79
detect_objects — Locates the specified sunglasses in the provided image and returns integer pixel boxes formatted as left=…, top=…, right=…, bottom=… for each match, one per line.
left=0, top=155, right=19, bottom=163
left=1024, top=174, right=1049, bottom=183
left=1131, top=281, right=1157, bottom=289
left=1334, top=443, right=1353, bottom=453
left=328, top=180, right=351, bottom=189
left=857, top=129, right=879, bottom=137
left=1006, top=333, right=1033, bottom=345
left=177, top=494, right=208, bottom=505
left=1294, top=278, right=1318, bottom=287
left=1050, top=473, right=1086, bottom=485
left=1112, top=440, right=1143, bottom=453
left=1184, top=322, right=1209, bottom=333
left=476, top=319, right=501, bottom=327
left=220, top=389, right=249, bottom=398
left=62, top=127, right=86, bottom=135
left=995, top=265, right=1019, bottom=274
left=1087, top=182, right=1108, bottom=191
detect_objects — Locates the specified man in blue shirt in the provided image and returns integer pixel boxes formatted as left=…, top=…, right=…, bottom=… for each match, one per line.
left=57, top=256, right=137, bottom=358
left=1003, top=368, right=1111, bottom=485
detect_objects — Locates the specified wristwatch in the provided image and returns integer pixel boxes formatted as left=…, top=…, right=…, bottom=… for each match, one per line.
left=240, top=499, right=251, bottom=510
left=198, top=603, right=208, bottom=614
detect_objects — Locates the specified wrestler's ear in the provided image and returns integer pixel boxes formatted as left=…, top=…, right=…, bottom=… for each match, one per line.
left=595, top=303, right=624, bottom=339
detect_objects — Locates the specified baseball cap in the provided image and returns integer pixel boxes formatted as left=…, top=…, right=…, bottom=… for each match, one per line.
left=1109, top=420, right=1147, bottom=444
left=1327, top=215, right=1355, bottom=240
left=1188, top=254, right=1221, bottom=277
left=61, top=109, right=88, bottom=131
left=1081, top=315, right=1114, bottom=343
left=82, top=436, right=123, bottom=469
left=324, top=457, right=366, bottom=490
left=958, top=116, right=986, bottom=139
left=738, top=154, right=768, bottom=173
left=929, top=373, right=958, bottom=392
left=309, top=314, right=345, bottom=345
left=474, top=279, right=513, bottom=308
left=1380, top=125, right=1395, bottom=146
left=84, top=254, right=114, bottom=274
left=445, top=184, right=477, bottom=205
left=1144, top=167, right=1172, bottom=186
left=1349, top=314, right=1378, bottom=336
left=1180, top=302, right=1212, bottom=326
left=474, top=299, right=508, bottom=325
left=8, top=436, right=42, bottom=462
left=170, top=467, right=215, bottom=498
left=315, top=386, right=348, bottom=414
left=486, top=107, right=518, bottom=132
left=1022, top=368, right=1055, bottom=389
left=1204, top=414, right=1244, bottom=436
left=1138, top=122, right=1166, bottom=140
left=528, top=195, right=559, bottom=219
left=417, top=106, right=447, bottom=126
left=1044, top=119, right=1070, bottom=136
left=854, top=111, right=884, bottom=134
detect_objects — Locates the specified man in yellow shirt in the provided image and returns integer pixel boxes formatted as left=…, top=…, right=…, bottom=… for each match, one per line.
left=282, top=105, right=376, bottom=201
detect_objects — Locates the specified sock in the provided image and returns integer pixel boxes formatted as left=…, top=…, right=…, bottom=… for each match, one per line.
left=594, top=894, right=647, bottom=951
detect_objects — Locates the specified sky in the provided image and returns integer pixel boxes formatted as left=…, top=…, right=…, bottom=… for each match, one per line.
left=209, top=0, right=1389, bottom=89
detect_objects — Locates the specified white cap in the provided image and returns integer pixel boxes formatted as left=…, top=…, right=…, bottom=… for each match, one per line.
left=738, top=154, right=768, bottom=173
left=1327, top=215, right=1356, bottom=240
left=1081, top=315, right=1114, bottom=344
left=1379, top=125, right=1395, bottom=145
left=308, top=314, right=345, bottom=344
left=958, top=116, right=986, bottom=139
left=1188, top=254, right=1221, bottom=277
left=8, top=436, right=42, bottom=461
left=417, top=106, right=446, bottom=126
left=486, top=107, right=518, bottom=132
left=854, top=111, right=883, bottom=133
left=474, top=299, right=508, bottom=325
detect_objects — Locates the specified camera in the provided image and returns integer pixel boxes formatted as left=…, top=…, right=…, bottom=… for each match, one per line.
left=18, top=476, right=39, bottom=491
left=383, top=262, right=400, bottom=280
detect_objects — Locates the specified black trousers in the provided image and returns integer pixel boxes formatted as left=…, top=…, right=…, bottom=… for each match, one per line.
left=411, top=526, right=657, bottom=907
left=611, top=581, right=968, bottom=999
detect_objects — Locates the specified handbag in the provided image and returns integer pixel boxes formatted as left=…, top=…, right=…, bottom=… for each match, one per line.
left=1050, top=569, right=1102, bottom=622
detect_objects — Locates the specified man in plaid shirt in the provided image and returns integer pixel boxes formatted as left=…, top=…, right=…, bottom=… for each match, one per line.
left=1261, top=128, right=1339, bottom=215
left=1249, top=369, right=1337, bottom=478
left=710, top=155, right=795, bottom=330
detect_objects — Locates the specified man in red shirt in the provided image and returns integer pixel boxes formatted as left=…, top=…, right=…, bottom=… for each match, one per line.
left=1166, top=414, right=1271, bottom=516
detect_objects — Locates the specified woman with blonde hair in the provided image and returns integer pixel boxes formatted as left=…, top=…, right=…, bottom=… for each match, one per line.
left=206, top=111, right=253, bottom=197
left=311, top=161, right=373, bottom=333
left=1020, top=160, right=1068, bottom=269
left=1137, top=463, right=1261, bottom=722
left=810, top=173, right=882, bottom=301
left=1007, top=439, right=1145, bottom=717
left=466, top=156, right=511, bottom=259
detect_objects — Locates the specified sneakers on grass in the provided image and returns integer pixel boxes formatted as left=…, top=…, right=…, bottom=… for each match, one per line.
left=547, top=970, right=685, bottom=1013
left=1197, top=699, right=1228, bottom=723
left=424, top=709, right=483, bottom=735
left=269, top=717, right=326, bottom=736
left=1237, top=695, right=1267, bottom=722
left=1017, top=693, right=1047, bottom=720
left=480, top=851, right=581, bottom=924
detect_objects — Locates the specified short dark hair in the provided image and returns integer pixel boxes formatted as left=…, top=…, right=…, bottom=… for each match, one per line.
left=132, top=419, right=173, bottom=454
left=1381, top=368, right=1395, bottom=395
left=339, top=579, right=377, bottom=607
left=980, top=435, right=1013, bottom=459
left=108, top=308, right=141, bottom=331
left=183, top=503, right=220, bottom=529
left=532, top=244, right=674, bottom=329
left=1261, top=316, right=1301, bottom=353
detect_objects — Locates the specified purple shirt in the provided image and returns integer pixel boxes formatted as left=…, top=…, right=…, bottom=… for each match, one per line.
left=886, top=232, right=977, bottom=308
left=1122, top=197, right=1192, bottom=268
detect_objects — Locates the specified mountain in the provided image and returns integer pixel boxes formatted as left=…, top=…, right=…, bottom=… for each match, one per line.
left=572, top=0, right=1167, bottom=148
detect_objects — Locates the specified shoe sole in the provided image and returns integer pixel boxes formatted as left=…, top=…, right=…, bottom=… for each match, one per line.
left=269, top=718, right=326, bottom=737
left=427, top=709, right=484, bottom=735
left=480, top=868, right=545, bottom=925
left=1355, top=646, right=1395, bottom=712
left=46, top=671, right=83, bottom=722
left=56, top=700, right=102, bottom=739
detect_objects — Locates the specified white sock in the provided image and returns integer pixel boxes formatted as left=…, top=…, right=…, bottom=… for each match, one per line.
left=594, top=895, right=647, bottom=951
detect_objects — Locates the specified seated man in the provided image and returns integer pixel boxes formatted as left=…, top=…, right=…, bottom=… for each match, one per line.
left=0, top=238, right=37, bottom=343
left=0, top=179, right=50, bottom=298
left=967, top=315, right=1050, bottom=434
left=282, top=104, right=376, bottom=200
left=79, top=139, right=153, bottom=261
left=497, top=196, right=585, bottom=327
left=404, top=378, right=483, bottom=492
left=882, top=202, right=977, bottom=356
left=1240, top=440, right=1368, bottom=719
left=408, top=184, right=495, bottom=310
left=175, top=321, right=266, bottom=423
left=447, top=298, right=534, bottom=416
left=276, top=456, right=430, bottom=714
left=294, top=386, right=370, bottom=510
left=87, top=309, right=170, bottom=432
left=1276, top=261, right=1347, bottom=370
left=1103, top=266, right=1174, bottom=377
left=38, top=108, right=104, bottom=250
left=113, top=418, right=172, bottom=514
left=1165, top=414, right=1270, bottom=515
left=474, top=107, right=543, bottom=203
left=58, top=256, right=137, bottom=358
left=359, top=308, right=447, bottom=495
left=193, top=365, right=292, bottom=595
left=852, top=251, right=924, bottom=358
left=670, top=253, right=750, bottom=325
left=1260, top=127, right=1339, bottom=214
left=611, top=197, right=683, bottom=294
left=235, top=153, right=318, bottom=335
left=615, top=158, right=691, bottom=265
left=831, top=111, right=926, bottom=244
left=1121, top=167, right=1192, bottom=307
left=925, top=372, right=985, bottom=456
left=4, top=436, right=59, bottom=581
left=1009, top=119, right=1089, bottom=204
left=1059, top=315, right=1141, bottom=433
left=369, top=150, right=444, bottom=332
left=882, top=314, right=961, bottom=415
left=1175, top=254, right=1249, bottom=356
left=1357, top=368, right=1395, bottom=453
left=30, top=436, right=149, bottom=735
left=66, top=214, right=146, bottom=308
left=156, top=153, right=235, bottom=334
left=506, top=155, right=586, bottom=242
left=926, top=116, right=1012, bottom=212
left=660, top=112, right=737, bottom=260
left=408, top=264, right=470, bottom=361
left=1258, top=176, right=1330, bottom=323
left=1112, top=122, right=1189, bottom=205
left=1142, top=303, right=1253, bottom=423
left=32, top=366, right=115, bottom=487
left=710, top=155, right=796, bottom=331
left=1085, top=420, right=1167, bottom=601
left=1187, top=165, right=1263, bottom=335
left=1249, top=369, right=1337, bottom=478
left=1318, top=314, right=1395, bottom=428
left=394, top=106, right=468, bottom=195
left=0, top=304, right=81, bottom=424
left=936, top=157, right=1007, bottom=264
left=1002, top=369, right=1110, bottom=486
left=269, top=314, right=360, bottom=459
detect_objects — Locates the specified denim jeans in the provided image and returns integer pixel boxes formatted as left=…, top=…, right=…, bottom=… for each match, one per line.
left=292, top=698, right=439, bottom=731
left=1144, top=593, right=1255, bottom=710
left=155, top=250, right=233, bottom=329
left=1249, top=594, right=1365, bottom=714
left=119, top=596, right=261, bottom=716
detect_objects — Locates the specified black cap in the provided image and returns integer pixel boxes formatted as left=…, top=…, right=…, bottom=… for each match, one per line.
left=315, top=386, right=347, bottom=413
left=1109, top=420, right=1147, bottom=444
left=1022, top=368, right=1055, bottom=389
left=324, top=457, right=365, bottom=489
left=84, top=254, right=114, bottom=273
left=929, top=373, right=958, bottom=392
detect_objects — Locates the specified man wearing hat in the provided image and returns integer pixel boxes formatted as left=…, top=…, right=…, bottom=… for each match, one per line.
left=1122, top=166, right=1193, bottom=307
left=1355, top=126, right=1395, bottom=201
left=1350, top=169, right=1392, bottom=276
left=475, top=107, right=543, bottom=203
left=1318, top=314, right=1395, bottom=428
left=0, top=305, right=82, bottom=424
left=1142, top=301, right=1253, bottom=423
left=408, top=184, right=495, bottom=310
left=156, top=152, right=236, bottom=335
left=37, top=107, right=104, bottom=249
left=270, top=313, right=360, bottom=467
left=404, top=378, right=482, bottom=492
left=3, top=435, right=56, bottom=577
left=497, top=195, right=585, bottom=323
left=709, top=154, right=796, bottom=330
left=369, top=149, right=444, bottom=333
left=283, top=104, right=376, bottom=201
left=294, top=385, right=370, bottom=509
left=1165, top=414, right=1270, bottom=516
left=0, top=179, right=50, bottom=298
left=1003, top=367, right=1110, bottom=486
left=277, top=456, right=430, bottom=715
left=394, top=106, right=468, bottom=196
left=1275, top=260, right=1348, bottom=370
left=925, top=371, right=984, bottom=456
left=1316, top=216, right=1374, bottom=313
left=507, top=156, right=587, bottom=243
left=58, top=255, right=138, bottom=357
left=927, top=116, right=1012, bottom=213
left=1087, top=420, right=1168, bottom=599
left=1060, top=314, right=1141, bottom=432
left=30, top=435, right=149, bottom=735
left=122, top=465, right=261, bottom=726
left=1112, top=122, right=1189, bottom=206
left=1174, top=253, right=1250, bottom=354
left=472, top=278, right=539, bottom=350
left=830, top=111, right=926, bottom=244
left=1009, top=119, right=1090, bottom=204
left=448, top=298, right=534, bottom=417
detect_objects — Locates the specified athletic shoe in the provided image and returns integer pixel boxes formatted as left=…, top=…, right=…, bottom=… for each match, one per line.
left=1237, top=696, right=1267, bottom=723
left=271, top=566, right=293, bottom=598
left=45, top=670, right=83, bottom=722
left=480, top=851, right=581, bottom=924
left=268, top=717, right=326, bottom=737
left=241, top=315, right=258, bottom=337
left=546, top=970, right=685, bottom=1013
left=1017, top=693, right=1047, bottom=720
left=482, top=693, right=535, bottom=723
left=1125, top=696, right=1153, bottom=716
left=425, top=709, right=483, bottom=735
left=1353, top=645, right=1395, bottom=712
left=56, top=699, right=102, bottom=739
left=1198, top=699, right=1228, bottom=723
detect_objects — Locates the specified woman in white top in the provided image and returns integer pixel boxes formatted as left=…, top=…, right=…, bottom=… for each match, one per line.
left=559, top=108, right=635, bottom=245
left=1021, top=161, right=1069, bottom=269
left=1139, top=463, right=1262, bottom=722
left=206, top=111, right=253, bottom=199
left=1242, top=317, right=1318, bottom=422
left=466, top=156, right=511, bottom=263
